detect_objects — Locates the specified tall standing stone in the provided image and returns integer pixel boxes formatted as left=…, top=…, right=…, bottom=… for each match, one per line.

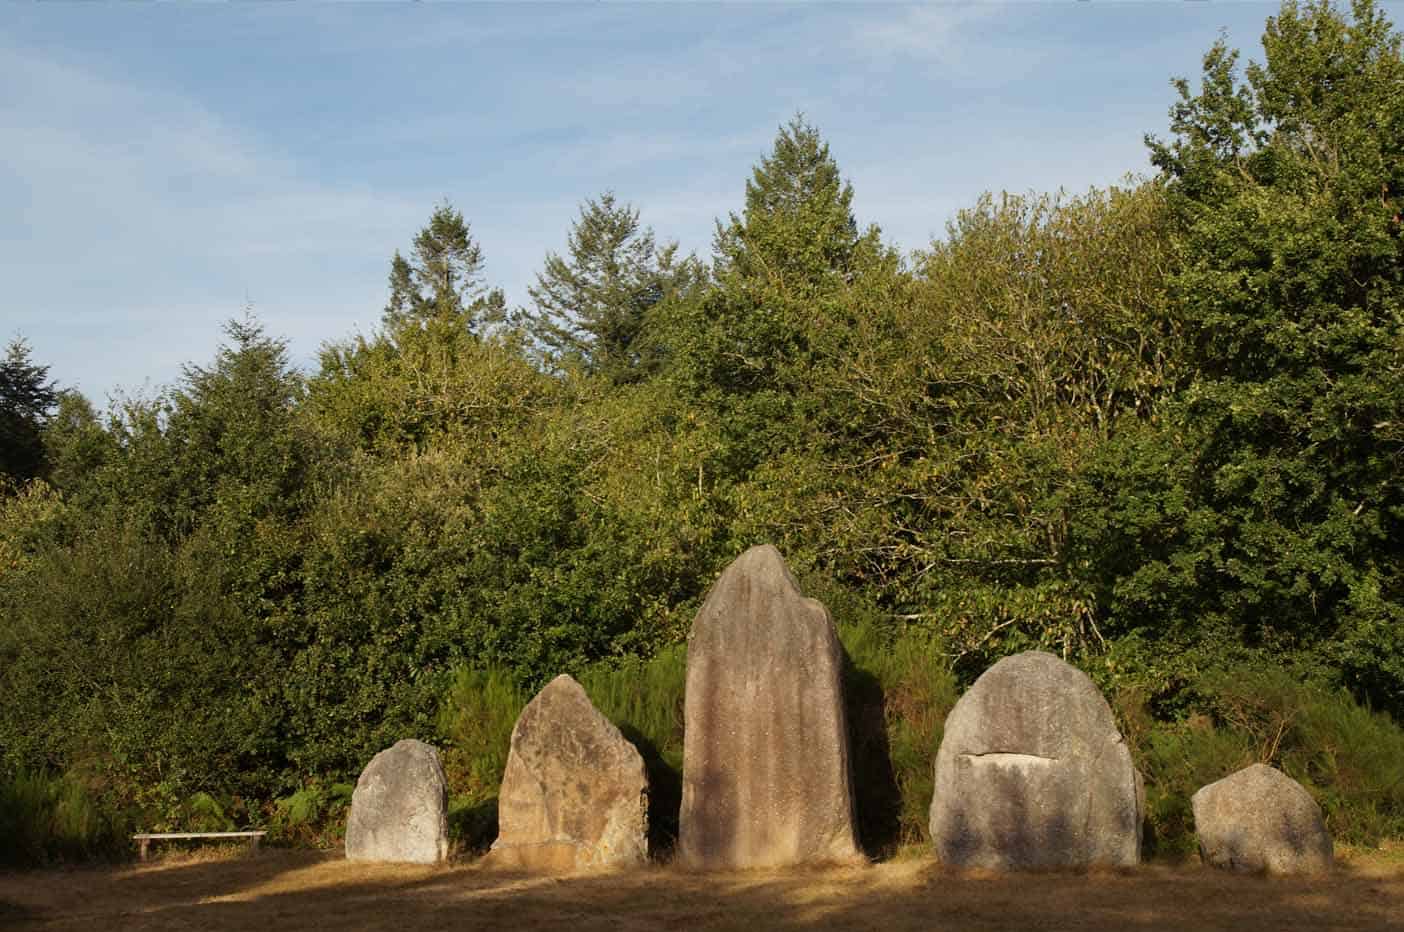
left=1192, top=763, right=1333, bottom=874
left=345, top=738, right=449, bottom=864
left=929, top=651, right=1142, bottom=869
left=678, top=544, right=862, bottom=869
left=486, top=674, right=649, bottom=871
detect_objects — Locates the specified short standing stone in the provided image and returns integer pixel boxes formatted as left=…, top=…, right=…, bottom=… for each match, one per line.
left=345, top=738, right=449, bottom=864
left=486, top=674, right=648, bottom=871
left=678, top=544, right=862, bottom=869
left=929, top=651, right=1142, bottom=869
left=1192, top=763, right=1333, bottom=874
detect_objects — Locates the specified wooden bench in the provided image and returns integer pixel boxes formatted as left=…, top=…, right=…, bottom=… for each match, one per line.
left=132, top=831, right=267, bottom=861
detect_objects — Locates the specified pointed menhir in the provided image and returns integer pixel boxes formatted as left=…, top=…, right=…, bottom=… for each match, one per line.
left=486, top=674, right=649, bottom=871
left=678, top=545, right=863, bottom=869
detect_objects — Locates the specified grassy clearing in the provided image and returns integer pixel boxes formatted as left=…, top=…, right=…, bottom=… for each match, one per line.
left=1, top=847, right=1401, bottom=931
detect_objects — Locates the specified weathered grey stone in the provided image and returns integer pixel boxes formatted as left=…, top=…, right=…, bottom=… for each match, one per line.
left=929, top=650, right=1142, bottom=869
left=678, top=544, right=862, bottom=870
left=486, top=674, right=648, bottom=871
left=345, top=738, right=449, bottom=864
left=1192, top=763, right=1333, bottom=874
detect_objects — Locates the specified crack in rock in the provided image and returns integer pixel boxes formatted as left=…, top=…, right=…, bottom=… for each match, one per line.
left=961, top=752, right=1059, bottom=765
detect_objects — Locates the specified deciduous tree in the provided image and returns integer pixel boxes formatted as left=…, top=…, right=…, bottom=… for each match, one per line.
left=1107, top=0, right=1404, bottom=711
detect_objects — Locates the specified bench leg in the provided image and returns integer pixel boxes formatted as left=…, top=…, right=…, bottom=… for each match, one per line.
left=250, top=836, right=260, bottom=854
left=139, top=838, right=150, bottom=862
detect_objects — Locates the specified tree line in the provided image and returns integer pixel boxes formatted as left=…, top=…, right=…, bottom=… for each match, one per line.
left=1, top=0, right=1400, bottom=852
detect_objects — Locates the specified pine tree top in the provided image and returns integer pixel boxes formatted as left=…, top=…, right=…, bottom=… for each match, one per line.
left=742, top=114, right=855, bottom=224
left=715, top=113, right=866, bottom=285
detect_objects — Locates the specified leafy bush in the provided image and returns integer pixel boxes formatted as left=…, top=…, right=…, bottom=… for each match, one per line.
left=1131, top=710, right=1257, bottom=860
left=1202, top=667, right=1404, bottom=845
left=837, top=617, right=959, bottom=853
left=270, top=782, right=355, bottom=847
left=437, top=667, right=527, bottom=800
left=434, top=667, right=527, bottom=852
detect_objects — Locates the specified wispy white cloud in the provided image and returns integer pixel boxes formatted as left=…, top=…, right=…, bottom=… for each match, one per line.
left=2, top=0, right=1286, bottom=405
left=849, top=4, right=1003, bottom=63
left=1, top=41, right=429, bottom=399
left=2, top=43, right=277, bottom=182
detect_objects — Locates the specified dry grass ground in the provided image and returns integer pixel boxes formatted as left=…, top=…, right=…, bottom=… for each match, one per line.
left=1, top=845, right=1401, bottom=931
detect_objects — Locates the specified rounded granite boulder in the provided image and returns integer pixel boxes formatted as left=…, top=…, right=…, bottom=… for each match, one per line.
left=1192, top=763, right=1333, bottom=874
left=345, top=738, right=449, bottom=864
left=929, top=650, right=1143, bottom=870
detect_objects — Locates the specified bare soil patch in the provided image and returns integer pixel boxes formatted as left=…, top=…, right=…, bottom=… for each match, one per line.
left=1, top=845, right=1400, bottom=931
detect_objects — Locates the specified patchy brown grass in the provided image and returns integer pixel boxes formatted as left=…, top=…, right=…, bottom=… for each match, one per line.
left=1, top=846, right=1401, bottom=931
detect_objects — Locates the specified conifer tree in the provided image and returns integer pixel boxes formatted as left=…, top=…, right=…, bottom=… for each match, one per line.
left=159, top=314, right=308, bottom=533
left=527, top=192, right=698, bottom=382
left=713, top=114, right=872, bottom=289
left=0, top=338, right=58, bottom=485
left=383, top=202, right=498, bottom=332
left=660, top=115, right=887, bottom=402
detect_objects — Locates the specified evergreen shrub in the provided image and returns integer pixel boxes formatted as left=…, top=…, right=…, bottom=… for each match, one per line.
left=1128, top=664, right=1404, bottom=857
left=0, top=770, right=126, bottom=865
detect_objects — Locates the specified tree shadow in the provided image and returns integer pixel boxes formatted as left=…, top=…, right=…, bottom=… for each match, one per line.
left=0, top=846, right=325, bottom=928
left=6, top=848, right=1397, bottom=932
left=616, top=724, right=682, bottom=861
left=933, top=751, right=1145, bottom=870
left=448, top=796, right=499, bottom=857
left=0, top=897, right=41, bottom=923
left=842, top=648, right=903, bottom=859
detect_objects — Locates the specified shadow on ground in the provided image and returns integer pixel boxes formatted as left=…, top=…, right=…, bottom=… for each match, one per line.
left=1, top=848, right=1401, bottom=931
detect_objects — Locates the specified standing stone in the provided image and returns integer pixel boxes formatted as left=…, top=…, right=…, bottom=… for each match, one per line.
left=486, top=674, right=648, bottom=871
left=1192, top=763, right=1333, bottom=874
left=929, top=651, right=1142, bottom=870
left=345, top=738, right=449, bottom=864
left=678, top=544, right=862, bottom=869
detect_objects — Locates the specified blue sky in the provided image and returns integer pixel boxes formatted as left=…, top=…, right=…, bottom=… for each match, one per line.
left=6, top=1, right=1398, bottom=404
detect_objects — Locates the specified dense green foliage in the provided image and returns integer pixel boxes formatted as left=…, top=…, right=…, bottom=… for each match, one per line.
left=0, top=769, right=125, bottom=866
left=1117, top=0, right=1404, bottom=713
left=1, top=0, right=1400, bottom=866
left=1123, top=665, right=1404, bottom=856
